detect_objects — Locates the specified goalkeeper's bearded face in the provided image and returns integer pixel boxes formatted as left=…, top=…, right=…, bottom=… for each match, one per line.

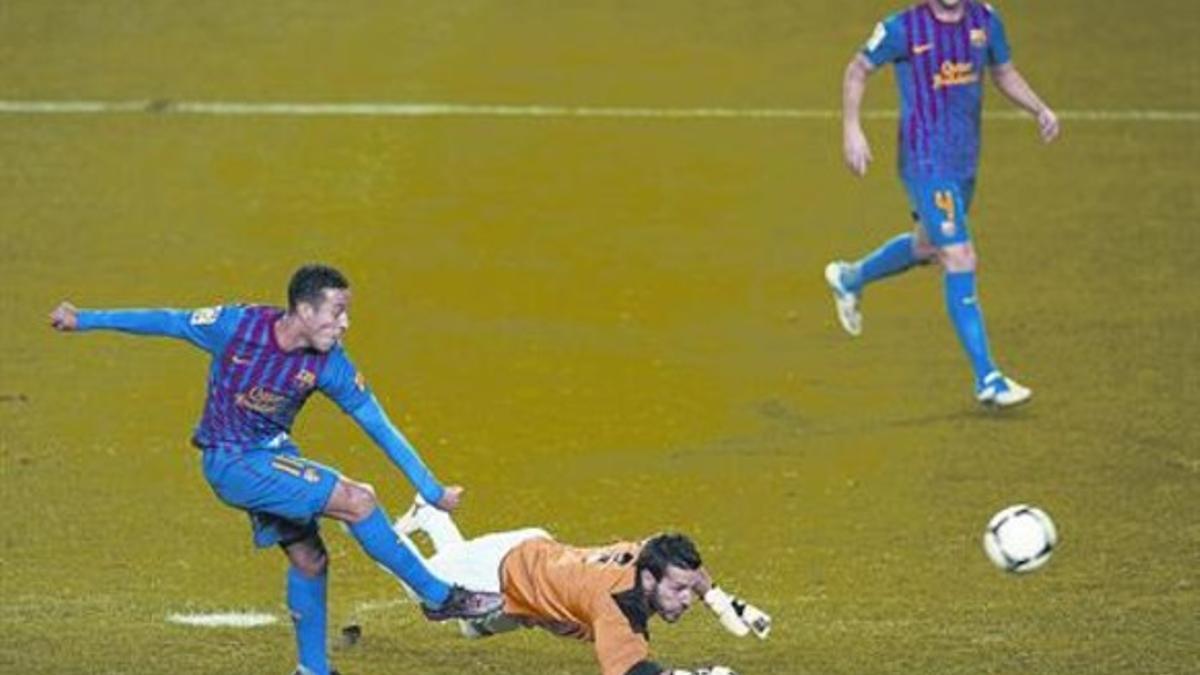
left=644, top=565, right=705, bottom=623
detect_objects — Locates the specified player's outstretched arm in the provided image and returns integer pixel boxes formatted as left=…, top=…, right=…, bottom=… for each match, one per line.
left=990, top=63, right=1059, bottom=143
left=347, top=396, right=458, bottom=510
left=48, top=301, right=229, bottom=350
left=702, top=585, right=772, bottom=640
left=842, top=54, right=877, bottom=177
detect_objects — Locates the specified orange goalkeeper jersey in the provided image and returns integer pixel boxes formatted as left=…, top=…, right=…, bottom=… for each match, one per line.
left=500, top=537, right=652, bottom=675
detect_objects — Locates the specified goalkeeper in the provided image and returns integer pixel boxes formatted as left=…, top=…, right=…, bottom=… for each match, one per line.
left=388, top=497, right=771, bottom=675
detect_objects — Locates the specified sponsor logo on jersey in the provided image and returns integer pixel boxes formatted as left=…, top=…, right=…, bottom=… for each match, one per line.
left=354, top=372, right=367, bottom=392
left=236, top=386, right=287, bottom=414
left=913, top=42, right=933, bottom=55
left=933, top=61, right=979, bottom=89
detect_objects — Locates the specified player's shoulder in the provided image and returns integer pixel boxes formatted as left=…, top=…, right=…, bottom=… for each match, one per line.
left=868, top=8, right=910, bottom=45
left=977, top=1, right=1003, bottom=20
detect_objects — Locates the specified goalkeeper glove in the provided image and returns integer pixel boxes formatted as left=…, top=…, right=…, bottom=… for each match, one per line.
left=703, top=586, right=772, bottom=639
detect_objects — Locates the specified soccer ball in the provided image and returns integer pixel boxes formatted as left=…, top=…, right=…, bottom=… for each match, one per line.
left=982, top=504, right=1057, bottom=573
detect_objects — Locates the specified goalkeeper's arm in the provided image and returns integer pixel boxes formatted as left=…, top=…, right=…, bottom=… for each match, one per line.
left=699, top=578, right=772, bottom=639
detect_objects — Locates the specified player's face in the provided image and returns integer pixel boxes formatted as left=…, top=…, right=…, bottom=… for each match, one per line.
left=299, top=288, right=351, bottom=352
left=646, top=565, right=703, bottom=623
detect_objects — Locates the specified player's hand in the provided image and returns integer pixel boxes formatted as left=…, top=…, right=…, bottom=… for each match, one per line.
left=730, top=597, right=772, bottom=639
left=49, top=301, right=79, bottom=331
left=1037, top=107, right=1060, bottom=143
left=704, top=586, right=772, bottom=639
left=843, top=124, right=873, bottom=177
left=435, top=485, right=464, bottom=512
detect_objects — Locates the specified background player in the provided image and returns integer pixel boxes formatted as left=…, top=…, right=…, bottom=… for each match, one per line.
left=48, top=264, right=502, bottom=675
left=381, top=496, right=771, bottom=675
left=825, top=0, right=1059, bottom=407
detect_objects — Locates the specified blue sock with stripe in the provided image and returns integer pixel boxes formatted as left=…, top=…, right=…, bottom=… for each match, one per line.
left=846, top=233, right=919, bottom=293
left=287, top=567, right=328, bottom=675
left=944, top=270, right=997, bottom=387
left=348, top=507, right=451, bottom=606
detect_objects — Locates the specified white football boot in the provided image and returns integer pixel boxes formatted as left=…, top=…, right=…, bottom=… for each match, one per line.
left=976, top=371, right=1033, bottom=408
left=824, top=261, right=862, bottom=336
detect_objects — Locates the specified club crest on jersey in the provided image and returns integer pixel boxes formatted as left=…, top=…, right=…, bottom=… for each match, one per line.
left=235, top=386, right=286, bottom=414
left=933, top=61, right=978, bottom=89
left=970, top=28, right=988, bottom=47
left=293, top=369, right=316, bottom=390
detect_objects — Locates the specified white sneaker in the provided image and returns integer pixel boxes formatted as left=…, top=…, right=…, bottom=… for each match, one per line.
left=393, top=494, right=465, bottom=548
left=976, top=371, right=1033, bottom=408
left=824, top=261, right=862, bottom=336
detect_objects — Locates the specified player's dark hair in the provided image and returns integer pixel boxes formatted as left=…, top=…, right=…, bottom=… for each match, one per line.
left=636, top=533, right=702, bottom=581
left=287, top=264, right=349, bottom=311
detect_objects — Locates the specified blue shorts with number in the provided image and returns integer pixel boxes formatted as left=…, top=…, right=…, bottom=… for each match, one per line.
left=904, top=176, right=978, bottom=248
left=201, top=438, right=340, bottom=548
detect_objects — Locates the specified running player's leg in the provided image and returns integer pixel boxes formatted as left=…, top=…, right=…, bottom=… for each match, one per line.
left=909, top=179, right=1030, bottom=405
left=839, top=228, right=932, bottom=294
left=825, top=212, right=936, bottom=336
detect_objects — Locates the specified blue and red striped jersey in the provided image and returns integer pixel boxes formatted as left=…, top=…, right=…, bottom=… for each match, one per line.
left=74, top=302, right=446, bottom=502
left=191, top=305, right=371, bottom=449
left=77, top=304, right=371, bottom=449
left=861, top=1, right=1012, bottom=180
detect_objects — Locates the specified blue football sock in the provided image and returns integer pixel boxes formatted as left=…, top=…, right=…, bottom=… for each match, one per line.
left=348, top=508, right=451, bottom=606
left=944, top=271, right=998, bottom=386
left=287, top=567, right=328, bottom=675
left=846, top=233, right=919, bottom=293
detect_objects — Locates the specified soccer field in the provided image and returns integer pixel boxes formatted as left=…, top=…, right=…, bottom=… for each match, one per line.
left=2, top=2, right=1197, bottom=673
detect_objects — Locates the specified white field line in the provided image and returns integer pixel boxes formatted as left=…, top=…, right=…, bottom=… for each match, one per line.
left=0, top=99, right=1197, bottom=122
left=166, top=611, right=279, bottom=628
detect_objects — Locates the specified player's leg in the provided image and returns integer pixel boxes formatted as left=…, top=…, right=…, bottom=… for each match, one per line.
left=841, top=230, right=931, bottom=292
left=202, top=446, right=501, bottom=622
left=912, top=180, right=1030, bottom=406
left=323, top=477, right=504, bottom=620
left=201, top=449, right=337, bottom=675
left=398, top=520, right=549, bottom=639
left=282, top=534, right=331, bottom=675
left=825, top=213, right=935, bottom=337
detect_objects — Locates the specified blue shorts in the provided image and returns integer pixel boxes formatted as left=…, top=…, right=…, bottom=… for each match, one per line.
left=201, top=440, right=340, bottom=548
left=903, top=177, right=978, bottom=248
